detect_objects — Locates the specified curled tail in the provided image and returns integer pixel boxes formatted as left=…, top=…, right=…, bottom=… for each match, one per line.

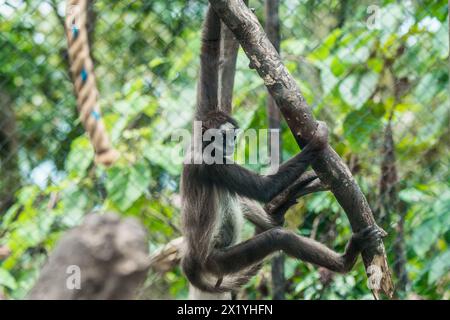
left=182, top=256, right=262, bottom=293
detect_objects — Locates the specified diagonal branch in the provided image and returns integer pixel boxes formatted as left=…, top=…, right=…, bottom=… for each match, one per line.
left=209, top=0, right=394, bottom=299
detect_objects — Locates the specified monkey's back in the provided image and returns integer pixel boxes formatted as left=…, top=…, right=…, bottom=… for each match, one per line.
left=181, top=164, right=219, bottom=262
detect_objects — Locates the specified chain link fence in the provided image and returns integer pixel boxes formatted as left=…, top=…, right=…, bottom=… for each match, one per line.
left=0, top=0, right=448, bottom=299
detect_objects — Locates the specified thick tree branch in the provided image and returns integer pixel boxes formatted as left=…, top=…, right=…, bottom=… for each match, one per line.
left=209, top=0, right=394, bottom=299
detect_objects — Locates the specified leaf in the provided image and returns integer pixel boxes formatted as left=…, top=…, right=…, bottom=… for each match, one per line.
left=60, top=185, right=89, bottom=228
left=114, top=96, right=149, bottom=119
left=343, top=103, right=384, bottom=151
left=399, top=188, right=428, bottom=203
left=307, top=44, right=330, bottom=62
left=284, top=259, right=298, bottom=279
left=414, top=73, right=443, bottom=104
left=106, top=162, right=151, bottom=211
left=148, top=56, right=167, bottom=68
left=143, top=142, right=181, bottom=176
left=330, top=57, right=347, bottom=76
left=367, top=58, right=384, bottom=73
left=307, top=29, right=342, bottom=63
left=339, top=72, right=379, bottom=109
left=428, top=251, right=450, bottom=285
left=411, top=218, right=441, bottom=257
left=282, top=39, right=306, bottom=56
left=320, top=63, right=340, bottom=96
left=65, top=136, right=94, bottom=174
left=0, top=268, right=17, bottom=290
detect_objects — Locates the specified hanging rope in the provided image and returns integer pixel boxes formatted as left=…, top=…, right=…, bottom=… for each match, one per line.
left=65, top=0, right=118, bottom=166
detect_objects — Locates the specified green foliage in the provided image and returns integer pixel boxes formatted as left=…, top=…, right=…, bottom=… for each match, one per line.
left=106, top=162, right=151, bottom=212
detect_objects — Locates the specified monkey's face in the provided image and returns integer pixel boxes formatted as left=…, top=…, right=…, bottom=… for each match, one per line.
left=219, top=122, right=237, bottom=158
left=199, top=111, right=239, bottom=163
left=202, top=121, right=237, bottom=162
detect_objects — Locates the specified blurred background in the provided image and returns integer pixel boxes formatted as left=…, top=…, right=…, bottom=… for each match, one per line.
left=0, top=0, right=448, bottom=299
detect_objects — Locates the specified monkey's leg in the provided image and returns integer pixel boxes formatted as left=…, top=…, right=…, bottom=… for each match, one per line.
left=240, top=197, right=277, bottom=231
left=206, top=226, right=382, bottom=275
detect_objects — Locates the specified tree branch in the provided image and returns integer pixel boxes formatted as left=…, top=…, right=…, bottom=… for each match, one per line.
left=209, top=0, right=394, bottom=299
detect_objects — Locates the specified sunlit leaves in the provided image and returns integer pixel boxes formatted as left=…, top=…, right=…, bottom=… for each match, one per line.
left=0, top=269, right=17, bottom=290
left=415, top=72, right=447, bottom=104
left=143, top=142, right=181, bottom=176
left=428, top=251, right=450, bottom=285
left=343, top=103, right=384, bottom=151
left=367, top=58, right=384, bottom=73
left=65, top=136, right=94, bottom=174
left=339, top=72, right=380, bottom=109
left=105, top=161, right=151, bottom=212
left=59, top=185, right=90, bottom=228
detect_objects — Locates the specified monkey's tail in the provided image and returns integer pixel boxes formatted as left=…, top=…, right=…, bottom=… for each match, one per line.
left=182, top=256, right=262, bottom=293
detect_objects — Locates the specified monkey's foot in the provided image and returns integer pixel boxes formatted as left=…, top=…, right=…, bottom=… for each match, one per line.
left=352, top=225, right=386, bottom=253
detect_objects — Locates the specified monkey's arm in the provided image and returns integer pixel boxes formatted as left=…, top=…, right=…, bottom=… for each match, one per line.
left=204, top=153, right=321, bottom=203
left=240, top=197, right=276, bottom=231
left=206, top=226, right=383, bottom=276
left=204, top=160, right=304, bottom=203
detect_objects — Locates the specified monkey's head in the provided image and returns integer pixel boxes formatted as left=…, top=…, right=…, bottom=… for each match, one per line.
left=199, top=111, right=239, bottom=160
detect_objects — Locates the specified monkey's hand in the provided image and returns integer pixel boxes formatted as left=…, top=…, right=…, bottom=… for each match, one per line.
left=350, top=225, right=387, bottom=254
left=339, top=225, right=387, bottom=272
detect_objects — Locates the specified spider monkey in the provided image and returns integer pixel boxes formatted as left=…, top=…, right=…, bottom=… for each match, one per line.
left=181, top=6, right=383, bottom=293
